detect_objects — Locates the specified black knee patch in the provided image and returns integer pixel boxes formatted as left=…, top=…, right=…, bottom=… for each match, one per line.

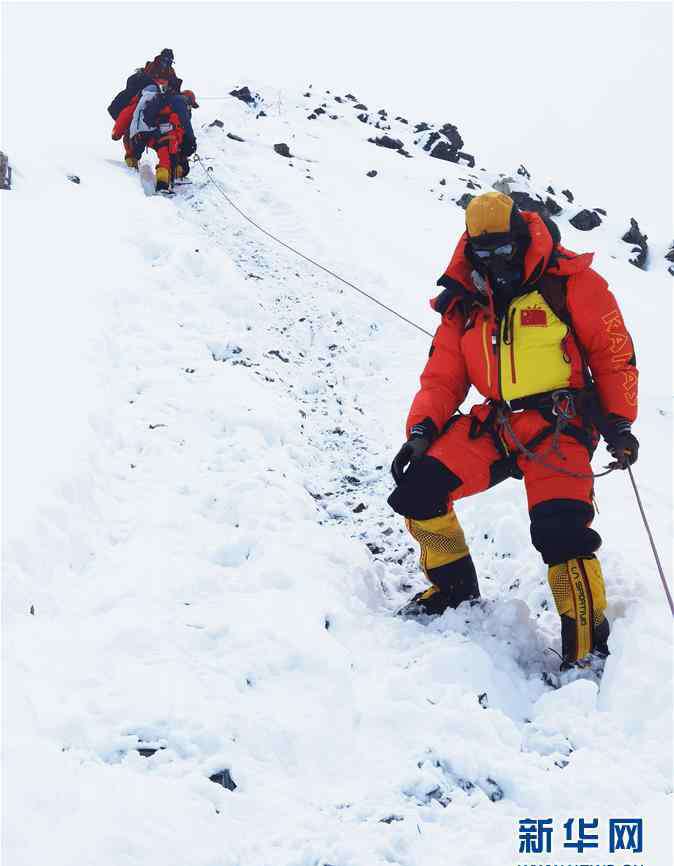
left=388, top=456, right=462, bottom=520
left=530, top=499, right=601, bottom=565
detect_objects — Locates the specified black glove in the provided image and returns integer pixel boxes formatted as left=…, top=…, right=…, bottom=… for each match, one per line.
left=391, top=418, right=437, bottom=485
left=604, top=417, right=639, bottom=468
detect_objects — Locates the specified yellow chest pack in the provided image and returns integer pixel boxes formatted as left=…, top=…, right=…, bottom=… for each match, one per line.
left=499, top=290, right=572, bottom=401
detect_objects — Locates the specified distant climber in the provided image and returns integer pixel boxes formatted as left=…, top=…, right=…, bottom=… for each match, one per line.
left=388, top=191, right=639, bottom=672
left=112, top=84, right=197, bottom=192
left=108, top=49, right=197, bottom=189
left=109, top=50, right=197, bottom=192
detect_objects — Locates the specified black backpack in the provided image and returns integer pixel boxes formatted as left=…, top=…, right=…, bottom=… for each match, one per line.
left=107, top=70, right=154, bottom=119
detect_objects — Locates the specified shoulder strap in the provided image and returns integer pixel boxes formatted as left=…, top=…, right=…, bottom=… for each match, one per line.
left=536, top=273, right=571, bottom=326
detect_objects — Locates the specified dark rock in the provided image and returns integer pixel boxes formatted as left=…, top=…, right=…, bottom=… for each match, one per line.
left=456, top=193, right=475, bottom=209
left=0, top=151, right=11, bottom=190
left=366, top=543, right=384, bottom=555
left=334, top=96, right=344, bottom=103
left=380, top=815, right=404, bottom=824
left=466, top=180, right=478, bottom=190
left=395, top=116, right=409, bottom=124
left=256, top=110, right=267, bottom=119
left=345, top=93, right=357, bottom=101
left=356, top=113, right=369, bottom=124
left=229, top=86, right=257, bottom=105
left=593, top=208, right=607, bottom=216
left=414, top=122, right=431, bottom=133
left=484, top=777, right=504, bottom=802
left=29, top=604, right=35, bottom=615
left=621, top=218, right=648, bottom=269
left=517, top=164, right=531, bottom=179
left=354, top=103, right=368, bottom=110
left=353, top=503, right=367, bottom=512
left=569, top=209, right=602, bottom=231
left=329, top=115, right=338, bottom=120
left=209, top=119, right=224, bottom=128
left=545, top=196, right=563, bottom=216
left=561, top=188, right=574, bottom=203
left=314, top=106, right=326, bottom=116
left=303, top=92, right=311, bottom=97
left=226, top=132, right=245, bottom=142
left=137, top=745, right=166, bottom=757
left=664, top=243, right=674, bottom=263
left=457, top=151, right=476, bottom=168
left=429, top=140, right=460, bottom=163
left=398, top=148, right=412, bottom=158
left=210, top=769, right=237, bottom=791
left=478, top=692, right=489, bottom=708
left=438, top=122, right=464, bottom=150
left=368, top=135, right=404, bottom=150
left=669, top=265, right=674, bottom=277
left=510, top=190, right=548, bottom=215
left=67, top=175, right=80, bottom=185
left=439, top=178, right=446, bottom=186
left=546, top=185, right=556, bottom=195
left=377, top=109, right=388, bottom=118
left=273, top=143, right=292, bottom=158
left=307, top=114, right=317, bottom=120
left=366, top=170, right=378, bottom=178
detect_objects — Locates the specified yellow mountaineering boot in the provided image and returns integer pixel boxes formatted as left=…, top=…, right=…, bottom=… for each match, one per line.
left=125, top=155, right=139, bottom=169
left=398, top=510, right=480, bottom=617
left=155, top=165, right=171, bottom=192
left=548, top=555, right=610, bottom=668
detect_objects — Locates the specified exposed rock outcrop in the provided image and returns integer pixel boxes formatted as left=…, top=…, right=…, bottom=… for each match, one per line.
left=569, top=209, right=602, bottom=231
left=621, top=218, right=648, bottom=269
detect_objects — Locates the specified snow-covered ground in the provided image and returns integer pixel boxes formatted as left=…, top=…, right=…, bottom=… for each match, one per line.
left=3, top=84, right=672, bottom=866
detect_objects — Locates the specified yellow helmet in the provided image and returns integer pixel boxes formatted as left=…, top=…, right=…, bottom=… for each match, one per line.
left=466, top=191, right=518, bottom=239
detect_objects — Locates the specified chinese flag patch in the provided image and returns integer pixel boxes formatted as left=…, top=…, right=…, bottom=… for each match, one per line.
left=521, top=308, right=547, bottom=327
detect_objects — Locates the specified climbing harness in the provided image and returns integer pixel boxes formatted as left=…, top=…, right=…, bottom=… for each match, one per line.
left=493, top=390, right=617, bottom=481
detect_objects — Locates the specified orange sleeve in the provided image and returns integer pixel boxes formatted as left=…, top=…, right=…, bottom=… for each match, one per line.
left=567, top=270, right=638, bottom=422
left=406, top=313, right=469, bottom=436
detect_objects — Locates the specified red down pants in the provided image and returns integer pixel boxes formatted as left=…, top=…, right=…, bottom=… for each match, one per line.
left=428, top=404, right=594, bottom=510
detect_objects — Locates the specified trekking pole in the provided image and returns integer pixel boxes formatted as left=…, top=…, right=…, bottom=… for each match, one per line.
left=627, top=466, right=674, bottom=617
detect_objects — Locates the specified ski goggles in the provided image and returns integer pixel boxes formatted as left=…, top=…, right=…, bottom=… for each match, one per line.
left=470, top=242, right=516, bottom=260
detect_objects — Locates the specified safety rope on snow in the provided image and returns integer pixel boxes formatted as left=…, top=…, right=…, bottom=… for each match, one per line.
left=192, top=155, right=434, bottom=338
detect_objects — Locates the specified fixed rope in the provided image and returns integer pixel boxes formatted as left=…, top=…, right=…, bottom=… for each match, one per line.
left=193, top=155, right=434, bottom=338
left=627, top=466, right=674, bottom=617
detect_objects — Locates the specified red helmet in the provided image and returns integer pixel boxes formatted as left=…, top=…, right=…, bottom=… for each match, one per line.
left=181, top=90, right=199, bottom=109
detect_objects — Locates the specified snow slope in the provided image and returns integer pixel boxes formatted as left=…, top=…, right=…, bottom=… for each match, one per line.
left=3, top=84, right=672, bottom=866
